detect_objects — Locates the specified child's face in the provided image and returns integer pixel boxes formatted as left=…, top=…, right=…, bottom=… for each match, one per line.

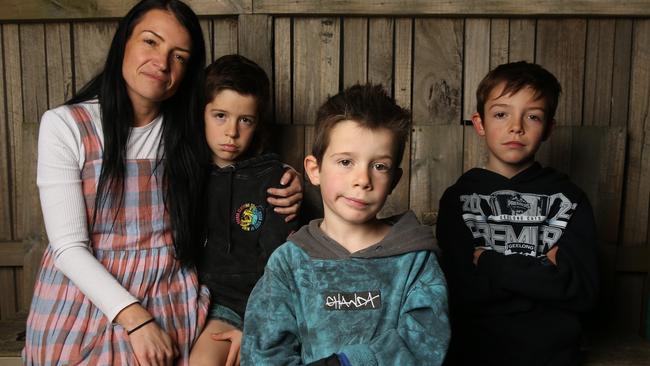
left=304, top=120, right=399, bottom=228
left=204, top=89, right=257, bottom=167
left=472, top=83, right=553, bottom=178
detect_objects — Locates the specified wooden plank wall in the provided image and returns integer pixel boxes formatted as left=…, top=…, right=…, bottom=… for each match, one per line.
left=0, top=9, right=648, bottom=334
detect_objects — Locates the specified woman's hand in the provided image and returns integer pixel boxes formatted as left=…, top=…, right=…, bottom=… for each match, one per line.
left=115, top=303, right=178, bottom=366
left=211, top=329, right=242, bottom=366
left=129, top=324, right=178, bottom=366
left=267, top=168, right=303, bottom=222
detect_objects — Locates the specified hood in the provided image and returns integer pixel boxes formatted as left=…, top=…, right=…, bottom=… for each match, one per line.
left=289, top=210, right=437, bottom=259
left=458, top=162, right=570, bottom=192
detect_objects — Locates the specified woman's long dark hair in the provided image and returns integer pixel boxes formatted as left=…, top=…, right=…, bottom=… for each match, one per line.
left=67, top=0, right=207, bottom=266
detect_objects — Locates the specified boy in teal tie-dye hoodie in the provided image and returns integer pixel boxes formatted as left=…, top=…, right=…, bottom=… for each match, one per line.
left=242, top=83, right=450, bottom=366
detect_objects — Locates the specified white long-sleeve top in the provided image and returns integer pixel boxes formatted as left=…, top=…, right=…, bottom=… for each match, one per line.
left=37, top=101, right=164, bottom=321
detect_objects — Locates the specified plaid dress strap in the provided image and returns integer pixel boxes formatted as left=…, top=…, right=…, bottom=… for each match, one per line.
left=24, top=104, right=209, bottom=366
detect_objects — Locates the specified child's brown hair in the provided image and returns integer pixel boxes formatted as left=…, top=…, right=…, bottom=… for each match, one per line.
left=204, top=54, right=270, bottom=156
left=312, top=83, right=411, bottom=168
left=476, top=61, right=562, bottom=123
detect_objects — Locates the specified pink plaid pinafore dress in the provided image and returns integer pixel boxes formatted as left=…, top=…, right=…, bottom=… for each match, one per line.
left=23, top=105, right=209, bottom=365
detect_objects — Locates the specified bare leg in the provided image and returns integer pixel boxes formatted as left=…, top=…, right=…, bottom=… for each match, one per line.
left=189, top=319, right=237, bottom=366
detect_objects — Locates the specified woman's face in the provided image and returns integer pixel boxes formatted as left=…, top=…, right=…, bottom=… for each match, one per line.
left=122, top=9, right=192, bottom=109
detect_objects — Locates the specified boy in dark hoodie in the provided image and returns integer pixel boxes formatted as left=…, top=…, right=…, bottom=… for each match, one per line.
left=437, top=61, right=598, bottom=366
left=242, top=83, right=450, bottom=366
left=190, top=55, right=301, bottom=366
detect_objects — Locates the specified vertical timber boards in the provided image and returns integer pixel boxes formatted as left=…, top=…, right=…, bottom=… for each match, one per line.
left=462, top=19, right=489, bottom=173
left=342, top=18, right=368, bottom=87
left=238, top=14, right=273, bottom=80
left=73, top=22, right=118, bottom=92
left=19, top=24, right=47, bottom=241
left=621, top=19, right=650, bottom=247
left=3, top=25, right=22, bottom=243
left=508, top=19, right=536, bottom=63
left=621, top=19, right=650, bottom=335
left=535, top=19, right=586, bottom=175
left=610, top=20, right=633, bottom=129
left=200, top=19, right=213, bottom=63
left=411, top=18, right=463, bottom=223
left=213, top=17, right=238, bottom=59
left=368, top=17, right=397, bottom=217
left=583, top=19, right=616, bottom=127
left=292, top=17, right=340, bottom=214
left=536, top=19, right=586, bottom=127
left=367, top=18, right=393, bottom=90
left=292, top=17, right=340, bottom=126
left=489, top=19, right=509, bottom=69
left=238, top=14, right=273, bottom=114
left=274, top=17, right=291, bottom=125
left=45, top=23, right=74, bottom=108
left=381, top=18, right=412, bottom=218
left=15, top=25, right=47, bottom=316
left=0, top=22, right=19, bottom=313
left=0, top=26, right=11, bottom=242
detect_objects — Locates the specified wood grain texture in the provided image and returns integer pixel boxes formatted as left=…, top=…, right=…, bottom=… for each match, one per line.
left=73, top=22, right=117, bottom=92
left=490, top=19, right=509, bottom=69
left=536, top=19, right=586, bottom=126
left=508, top=19, right=536, bottom=63
left=45, top=23, right=74, bottom=108
left=0, top=0, right=252, bottom=20
left=342, top=18, right=368, bottom=87
left=462, top=19, right=490, bottom=172
left=621, top=19, right=650, bottom=246
left=583, top=19, right=616, bottom=126
left=274, top=17, right=292, bottom=125
left=0, top=242, right=24, bottom=267
left=0, top=269, right=17, bottom=320
left=412, top=18, right=463, bottom=126
left=3, top=25, right=22, bottom=241
left=611, top=19, right=633, bottom=129
left=213, top=17, right=238, bottom=59
left=380, top=18, right=412, bottom=218
left=409, top=125, right=463, bottom=223
left=19, top=24, right=47, bottom=240
left=253, top=0, right=650, bottom=16
left=368, top=18, right=393, bottom=90
left=0, top=27, right=11, bottom=241
left=238, top=14, right=273, bottom=78
left=292, top=18, right=340, bottom=125
left=22, top=239, right=44, bottom=314
left=200, top=19, right=213, bottom=63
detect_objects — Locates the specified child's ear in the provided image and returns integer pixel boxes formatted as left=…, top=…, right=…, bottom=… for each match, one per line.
left=304, top=155, right=321, bottom=186
left=471, top=112, right=486, bottom=136
left=389, top=167, right=403, bottom=193
left=542, top=119, right=555, bottom=141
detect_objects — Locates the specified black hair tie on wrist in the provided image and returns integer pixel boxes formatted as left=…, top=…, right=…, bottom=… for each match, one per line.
left=127, top=318, right=156, bottom=335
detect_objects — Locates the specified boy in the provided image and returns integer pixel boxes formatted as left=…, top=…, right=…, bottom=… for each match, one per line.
left=437, top=61, right=598, bottom=366
left=190, top=54, right=300, bottom=366
left=242, top=84, right=450, bottom=365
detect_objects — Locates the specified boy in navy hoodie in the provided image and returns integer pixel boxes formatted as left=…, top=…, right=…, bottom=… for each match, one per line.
left=242, top=83, right=450, bottom=365
left=437, top=61, right=598, bottom=366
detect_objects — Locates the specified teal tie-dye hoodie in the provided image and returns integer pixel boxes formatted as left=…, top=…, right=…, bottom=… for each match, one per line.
left=241, top=211, right=450, bottom=366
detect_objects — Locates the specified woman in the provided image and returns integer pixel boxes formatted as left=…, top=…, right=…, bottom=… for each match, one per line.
left=23, top=1, right=301, bottom=365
